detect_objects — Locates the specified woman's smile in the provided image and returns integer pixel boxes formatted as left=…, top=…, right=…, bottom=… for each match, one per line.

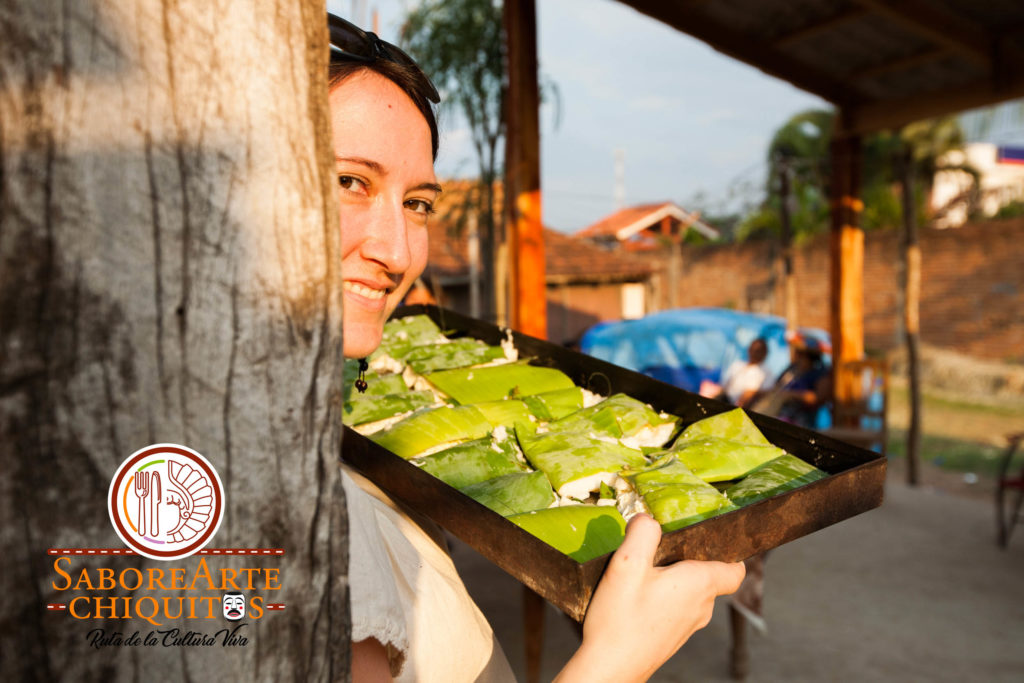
left=330, top=70, right=436, bottom=358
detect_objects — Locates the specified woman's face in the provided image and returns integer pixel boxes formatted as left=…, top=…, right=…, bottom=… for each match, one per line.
left=330, top=70, right=438, bottom=358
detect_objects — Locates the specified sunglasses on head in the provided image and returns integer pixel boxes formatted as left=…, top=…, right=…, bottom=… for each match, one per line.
left=327, top=13, right=440, bottom=104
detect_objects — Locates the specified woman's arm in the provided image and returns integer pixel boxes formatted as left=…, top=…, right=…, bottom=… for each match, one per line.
left=352, top=638, right=393, bottom=682
left=556, top=514, right=745, bottom=683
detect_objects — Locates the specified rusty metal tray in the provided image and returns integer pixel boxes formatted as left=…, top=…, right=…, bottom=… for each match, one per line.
left=340, top=305, right=886, bottom=622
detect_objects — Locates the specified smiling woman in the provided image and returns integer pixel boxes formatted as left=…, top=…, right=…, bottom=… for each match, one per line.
left=326, top=12, right=745, bottom=683
left=330, top=71, right=440, bottom=358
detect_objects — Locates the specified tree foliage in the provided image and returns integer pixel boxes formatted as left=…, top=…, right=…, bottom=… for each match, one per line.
left=401, top=0, right=505, bottom=317
left=737, top=108, right=975, bottom=241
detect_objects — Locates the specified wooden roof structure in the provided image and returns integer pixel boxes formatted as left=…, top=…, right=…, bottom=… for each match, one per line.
left=503, top=0, right=1024, bottom=373
left=619, top=0, right=1024, bottom=135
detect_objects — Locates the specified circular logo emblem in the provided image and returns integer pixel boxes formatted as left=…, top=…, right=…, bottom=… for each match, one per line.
left=108, top=444, right=224, bottom=560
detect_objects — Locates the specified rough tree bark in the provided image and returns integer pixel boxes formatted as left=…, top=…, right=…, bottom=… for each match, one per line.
left=0, top=1, right=349, bottom=680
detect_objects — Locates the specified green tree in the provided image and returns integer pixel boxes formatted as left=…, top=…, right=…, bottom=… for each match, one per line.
left=402, top=0, right=505, bottom=320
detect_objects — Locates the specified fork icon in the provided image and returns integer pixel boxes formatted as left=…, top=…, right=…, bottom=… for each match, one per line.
left=135, top=470, right=150, bottom=537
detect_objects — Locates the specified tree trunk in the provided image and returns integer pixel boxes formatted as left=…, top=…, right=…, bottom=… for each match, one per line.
left=778, top=157, right=797, bottom=330
left=899, top=145, right=923, bottom=486
left=0, top=1, right=350, bottom=680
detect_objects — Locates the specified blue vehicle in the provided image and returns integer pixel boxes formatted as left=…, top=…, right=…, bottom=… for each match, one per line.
left=579, top=307, right=831, bottom=400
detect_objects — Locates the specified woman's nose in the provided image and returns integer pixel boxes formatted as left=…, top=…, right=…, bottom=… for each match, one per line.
left=361, top=198, right=411, bottom=274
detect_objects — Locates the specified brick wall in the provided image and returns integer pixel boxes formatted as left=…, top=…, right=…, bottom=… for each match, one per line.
left=672, top=218, right=1024, bottom=362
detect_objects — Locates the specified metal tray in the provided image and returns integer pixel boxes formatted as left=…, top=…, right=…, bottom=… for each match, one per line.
left=340, top=305, right=886, bottom=622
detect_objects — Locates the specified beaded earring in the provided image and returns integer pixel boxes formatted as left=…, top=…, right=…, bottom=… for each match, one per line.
left=355, top=358, right=369, bottom=393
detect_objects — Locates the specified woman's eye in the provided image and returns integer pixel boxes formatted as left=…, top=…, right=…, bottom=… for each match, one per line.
left=404, top=199, right=435, bottom=216
left=338, top=175, right=367, bottom=194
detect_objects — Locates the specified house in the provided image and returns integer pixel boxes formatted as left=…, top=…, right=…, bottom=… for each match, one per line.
left=417, top=182, right=656, bottom=346
left=575, top=201, right=721, bottom=311
left=931, top=143, right=1024, bottom=228
left=574, top=201, right=719, bottom=251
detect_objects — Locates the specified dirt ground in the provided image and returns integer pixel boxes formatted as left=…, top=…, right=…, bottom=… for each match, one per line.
left=450, top=461, right=1024, bottom=682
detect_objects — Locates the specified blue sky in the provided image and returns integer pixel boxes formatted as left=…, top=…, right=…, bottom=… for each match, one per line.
left=327, top=0, right=1024, bottom=233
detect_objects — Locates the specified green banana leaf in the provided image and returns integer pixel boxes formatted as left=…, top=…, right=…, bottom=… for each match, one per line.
left=460, top=470, right=556, bottom=516
left=342, top=390, right=436, bottom=427
left=507, top=505, right=626, bottom=563
left=415, top=435, right=528, bottom=489
left=370, top=404, right=492, bottom=459
left=373, top=314, right=447, bottom=362
left=425, top=362, right=576, bottom=405
left=554, top=394, right=677, bottom=443
left=342, top=362, right=408, bottom=401
left=724, top=454, right=828, bottom=508
left=666, top=437, right=786, bottom=482
left=521, top=387, right=585, bottom=421
left=518, top=429, right=645, bottom=497
left=404, top=338, right=507, bottom=374
left=473, top=399, right=533, bottom=427
left=677, top=407, right=773, bottom=447
left=622, top=456, right=737, bottom=532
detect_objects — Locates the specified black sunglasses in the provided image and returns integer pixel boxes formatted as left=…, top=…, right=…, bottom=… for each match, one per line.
left=327, top=14, right=440, bottom=104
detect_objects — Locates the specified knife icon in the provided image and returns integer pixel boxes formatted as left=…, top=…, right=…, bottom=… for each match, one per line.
left=151, top=472, right=162, bottom=536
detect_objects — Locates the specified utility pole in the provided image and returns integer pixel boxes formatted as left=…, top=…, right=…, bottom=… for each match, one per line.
left=614, top=148, right=626, bottom=210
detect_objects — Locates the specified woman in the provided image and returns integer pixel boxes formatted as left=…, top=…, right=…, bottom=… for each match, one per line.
left=328, top=14, right=745, bottom=681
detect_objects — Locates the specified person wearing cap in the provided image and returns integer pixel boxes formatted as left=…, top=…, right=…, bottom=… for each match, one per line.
left=771, top=332, right=831, bottom=429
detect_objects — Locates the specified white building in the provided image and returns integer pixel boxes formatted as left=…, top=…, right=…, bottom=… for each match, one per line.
left=931, top=142, right=1024, bottom=228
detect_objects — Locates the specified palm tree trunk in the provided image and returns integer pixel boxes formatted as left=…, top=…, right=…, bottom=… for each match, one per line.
left=899, top=145, right=923, bottom=486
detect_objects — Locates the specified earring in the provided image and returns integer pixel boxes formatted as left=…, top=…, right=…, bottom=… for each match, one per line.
left=355, top=358, right=369, bottom=393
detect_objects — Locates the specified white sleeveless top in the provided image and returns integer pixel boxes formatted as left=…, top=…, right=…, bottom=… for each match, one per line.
left=342, top=464, right=515, bottom=682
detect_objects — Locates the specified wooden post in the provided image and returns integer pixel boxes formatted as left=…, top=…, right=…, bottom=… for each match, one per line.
left=778, top=156, right=798, bottom=330
left=666, top=215, right=681, bottom=309
left=504, top=0, right=547, bottom=339
left=0, top=1, right=348, bottom=679
left=829, top=126, right=865, bottom=412
left=900, top=143, right=923, bottom=485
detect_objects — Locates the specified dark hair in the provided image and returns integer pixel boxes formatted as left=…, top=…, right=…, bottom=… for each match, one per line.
left=329, top=60, right=439, bottom=161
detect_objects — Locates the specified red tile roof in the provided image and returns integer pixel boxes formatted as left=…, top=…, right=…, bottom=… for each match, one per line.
left=575, top=201, right=719, bottom=241
left=423, top=180, right=653, bottom=283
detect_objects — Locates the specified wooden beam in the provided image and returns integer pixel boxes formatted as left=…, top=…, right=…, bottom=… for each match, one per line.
left=829, top=130, right=864, bottom=406
left=855, top=0, right=992, bottom=68
left=846, top=68, right=1024, bottom=133
left=620, top=0, right=857, bottom=106
left=504, top=0, right=547, bottom=340
left=772, top=7, right=870, bottom=49
left=851, top=45, right=948, bottom=82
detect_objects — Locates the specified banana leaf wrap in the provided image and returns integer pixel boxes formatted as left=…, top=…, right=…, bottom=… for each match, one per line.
left=507, top=505, right=626, bottom=563
left=403, top=338, right=507, bottom=374
left=676, top=407, right=773, bottom=447
left=724, top=454, right=828, bottom=507
left=473, top=398, right=534, bottom=427
left=554, top=393, right=678, bottom=446
left=373, top=314, right=448, bottom=361
left=621, top=456, right=737, bottom=532
left=518, top=429, right=645, bottom=498
left=425, top=362, right=576, bottom=405
left=664, top=437, right=786, bottom=482
left=414, top=435, right=528, bottom=489
left=460, top=470, right=556, bottom=516
left=521, top=387, right=585, bottom=421
left=370, top=404, right=492, bottom=459
left=342, top=390, right=436, bottom=427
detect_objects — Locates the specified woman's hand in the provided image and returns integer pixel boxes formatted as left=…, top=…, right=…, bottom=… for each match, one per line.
left=556, top=514, right=745, bottom=683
